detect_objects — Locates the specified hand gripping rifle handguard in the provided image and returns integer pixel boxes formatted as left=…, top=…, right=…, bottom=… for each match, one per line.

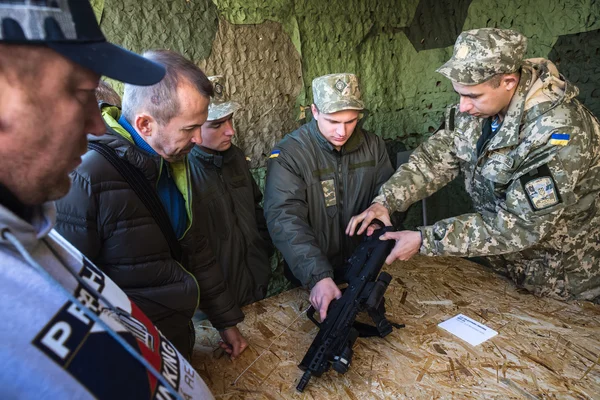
left=296, top=226, right=404, bottom=392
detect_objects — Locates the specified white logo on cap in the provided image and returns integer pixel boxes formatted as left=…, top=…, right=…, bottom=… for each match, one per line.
left=455, top=45, right=470, bottom=60
left=334, top=79, right=347, bottom=93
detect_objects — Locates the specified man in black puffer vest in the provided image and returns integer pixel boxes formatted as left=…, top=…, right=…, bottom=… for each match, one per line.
left=56, top=50, right=247, bottom=359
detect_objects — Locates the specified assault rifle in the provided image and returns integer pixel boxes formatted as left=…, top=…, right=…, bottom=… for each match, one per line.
left=296, top=226, right=403, bottom=392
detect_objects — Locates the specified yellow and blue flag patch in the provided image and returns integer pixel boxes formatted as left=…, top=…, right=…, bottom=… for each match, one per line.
left=549, top=133, right=570, bottom=146
left=269, top=150, right=280, bottom=159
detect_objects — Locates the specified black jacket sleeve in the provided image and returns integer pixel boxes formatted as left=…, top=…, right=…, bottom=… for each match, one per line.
left=263, top=154, right=334, bottom=288
left=251, top=174, right=274, bottom=258
left=181, top=226, right=245, bottom=330
left=374, top=135, right=395, bottom=197
left=55, top=170, right=102, bottom=262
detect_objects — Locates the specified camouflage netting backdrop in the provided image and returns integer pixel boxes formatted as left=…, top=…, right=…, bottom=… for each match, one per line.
left=198, top=19, right=303, bottom=169
left=91, top=0, right=600, bottom=295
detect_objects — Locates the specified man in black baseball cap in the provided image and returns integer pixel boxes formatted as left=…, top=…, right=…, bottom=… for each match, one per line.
left=0, top=1, right=215, bottom=398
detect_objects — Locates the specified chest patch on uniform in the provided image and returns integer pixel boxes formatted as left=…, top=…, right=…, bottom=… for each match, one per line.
left=488, top=152, right=514, bottom=169
left=524, top=177, right=559, bottom=210
left=321, top=178, right=337, bottom=207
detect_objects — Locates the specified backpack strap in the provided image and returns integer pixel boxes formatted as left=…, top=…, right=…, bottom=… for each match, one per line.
left=87, top=142, right=183, bottom=262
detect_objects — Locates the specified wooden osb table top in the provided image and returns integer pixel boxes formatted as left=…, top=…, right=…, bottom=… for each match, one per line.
left=192, top=255, right=600, bottom=399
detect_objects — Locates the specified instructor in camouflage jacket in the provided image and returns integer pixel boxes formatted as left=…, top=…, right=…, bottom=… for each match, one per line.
left=347, top=28, right=600, bottom=301
left=264, top=73, right=394, bottom=320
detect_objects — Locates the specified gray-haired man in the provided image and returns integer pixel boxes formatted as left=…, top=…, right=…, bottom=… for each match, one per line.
left=264, top=73, right=394, bottom=320
left=56, top=50, right=248, bottom=360
left=348, top=28, right=600, bottom=302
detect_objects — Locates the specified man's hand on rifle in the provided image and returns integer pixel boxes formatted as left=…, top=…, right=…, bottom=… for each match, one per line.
left=346, top=202, right=392, bottom=237
left=310, top=277, right=342, bottom=321
left=379, top=230, right=422, bottom=264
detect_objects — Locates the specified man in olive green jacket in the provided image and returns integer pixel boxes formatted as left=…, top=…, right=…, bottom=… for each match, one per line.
left=264, top=73, right=394, bottom=320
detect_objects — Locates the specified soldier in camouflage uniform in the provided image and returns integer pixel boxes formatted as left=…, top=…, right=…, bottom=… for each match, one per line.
left=264, top=73, right=394, bottom=320
left=347, top=28, right=600, bottom=302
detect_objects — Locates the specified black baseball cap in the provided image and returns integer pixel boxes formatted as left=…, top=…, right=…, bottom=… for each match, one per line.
left=0, top=0, right=165, bottom=86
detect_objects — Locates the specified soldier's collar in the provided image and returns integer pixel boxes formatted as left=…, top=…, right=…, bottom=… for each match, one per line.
left=486, top=67, right=533, bottom=152
left=342, top=127, right=363, bottom=153
left=191, top=146, right=227, bottom=168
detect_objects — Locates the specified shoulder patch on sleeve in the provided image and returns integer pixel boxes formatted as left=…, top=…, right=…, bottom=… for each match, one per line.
left=549, top=133, right=570, bottom=146
left=520, top=164, right=561, bottom=211
left=269, top=150, right=280, bottom=159
left=524, top=177, right=559, bottom=209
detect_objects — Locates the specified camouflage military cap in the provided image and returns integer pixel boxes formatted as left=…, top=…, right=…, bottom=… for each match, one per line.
left=312, top=73, right=364, bottom=114
left=436, top=28, right=527, bottom=85
left=207, top=75, right=241, bottom=121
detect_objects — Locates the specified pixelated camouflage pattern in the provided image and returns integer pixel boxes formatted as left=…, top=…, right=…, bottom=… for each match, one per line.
left=374, top=59, right=600, bottom=301
left=436, top=28, right=527, bottom=85
left=207, top=75, right=241, bottom=121
left=312, top=73, right=364, bottom=114
left=321, top=179, right=337, bottom=207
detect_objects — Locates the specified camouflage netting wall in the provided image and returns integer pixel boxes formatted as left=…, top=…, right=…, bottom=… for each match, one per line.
left=92, top=0, right=600, bottom=294
left=198, top=19, right=302, bottom=167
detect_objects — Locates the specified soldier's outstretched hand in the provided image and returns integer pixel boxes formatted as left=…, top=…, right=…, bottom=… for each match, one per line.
left=346, top=202, right=392, bottom=236
left=379, top=230, right=422, bottom=264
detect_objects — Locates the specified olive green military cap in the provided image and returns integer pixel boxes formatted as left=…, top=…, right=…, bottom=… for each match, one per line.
left=436, top=28, right=527, bottom=85
left=207, top=75, right=241, bottom=121
left=312, top=73, right=364, bottom=114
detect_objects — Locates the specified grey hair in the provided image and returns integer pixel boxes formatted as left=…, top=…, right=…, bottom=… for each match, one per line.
left=121, top=49, right=213, bottom=125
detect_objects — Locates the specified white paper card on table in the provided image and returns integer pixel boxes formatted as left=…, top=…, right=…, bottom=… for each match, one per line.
left=438, top=314, right=498, bottom=346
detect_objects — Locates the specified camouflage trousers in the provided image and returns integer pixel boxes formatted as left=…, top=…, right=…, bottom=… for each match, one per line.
left=467, top=243, right=600, bottom=303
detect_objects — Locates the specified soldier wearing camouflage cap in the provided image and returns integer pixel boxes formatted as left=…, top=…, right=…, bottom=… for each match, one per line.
left=264, top=73, right=393, bottom=320
left=188, top=75, right=274, bottom=308
left=312, top=73, right=364, bottom=114
left=348, top=28, right=600, bottom=303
